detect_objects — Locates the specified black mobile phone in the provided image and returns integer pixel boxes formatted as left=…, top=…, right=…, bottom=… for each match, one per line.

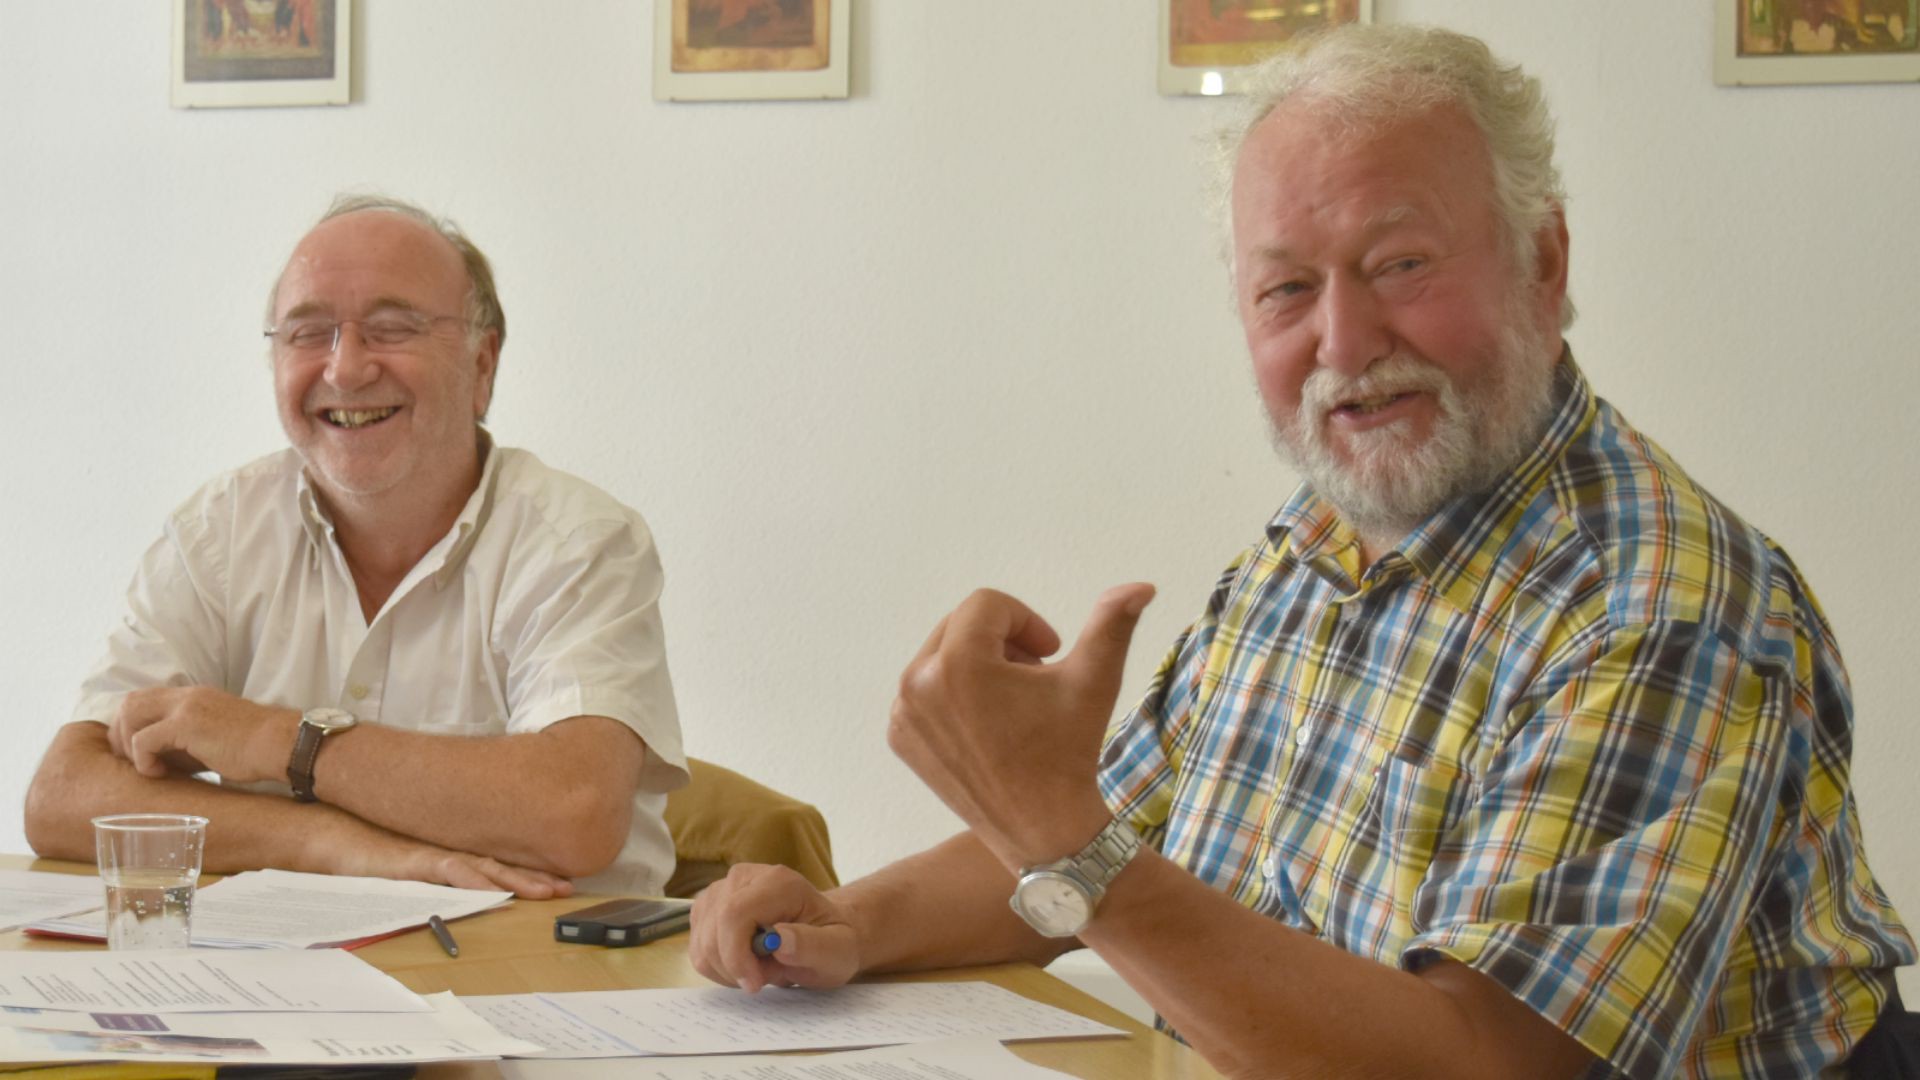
left=553, top=897, right=693, bottom=947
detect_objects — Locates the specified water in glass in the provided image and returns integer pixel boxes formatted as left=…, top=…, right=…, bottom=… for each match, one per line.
left=102, top=866, right=197, bottom=949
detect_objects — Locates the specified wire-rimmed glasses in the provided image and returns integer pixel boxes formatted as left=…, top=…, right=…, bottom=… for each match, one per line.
left=264, top=311, right=469, bottom=355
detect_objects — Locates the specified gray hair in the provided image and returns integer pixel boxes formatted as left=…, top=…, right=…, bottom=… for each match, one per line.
left=266, top=193, right=508, bottom=353
left=1215, top=23, right=1575, bottom=329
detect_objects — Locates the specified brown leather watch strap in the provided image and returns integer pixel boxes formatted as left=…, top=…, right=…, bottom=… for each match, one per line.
left=288, top=720, right=325, bottom=803
left=288, top=708, right=355, bottom=803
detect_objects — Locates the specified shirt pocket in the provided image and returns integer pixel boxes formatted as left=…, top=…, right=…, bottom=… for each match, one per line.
left=1370, top=747, right=1477, bottom=938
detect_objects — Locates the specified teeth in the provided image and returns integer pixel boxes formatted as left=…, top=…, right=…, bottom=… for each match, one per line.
left=325, top=407, right=397, bottom=429
left=1347, top=394, right=1400, bottom=414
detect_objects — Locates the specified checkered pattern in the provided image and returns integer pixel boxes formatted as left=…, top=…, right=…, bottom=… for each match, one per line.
left=1100, top=360, right=1914, bottom=1078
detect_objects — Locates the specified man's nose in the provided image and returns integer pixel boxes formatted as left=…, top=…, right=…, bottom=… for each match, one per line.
left=1315, top=276, right=1391, bottom=378
left=321, top=323, right=381, bottom=390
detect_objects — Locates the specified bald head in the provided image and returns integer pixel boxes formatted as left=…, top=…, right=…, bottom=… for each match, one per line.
left=267, top=194, right=506, bottom=355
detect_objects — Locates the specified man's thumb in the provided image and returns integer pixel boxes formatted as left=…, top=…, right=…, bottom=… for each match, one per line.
left=1070, top=582, right=1156, bottom=680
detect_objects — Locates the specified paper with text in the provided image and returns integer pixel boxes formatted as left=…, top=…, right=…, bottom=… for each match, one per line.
left=0, top=948, right=430, bottom=1014
left=30, top=868, right=509, bottom=949
left=468, top=982, right=1124, bottom=1057
left=0, top=992, right=539, bottom=1065
left=498, top=1036, right=1081, bottom=1079
left=0, top=869, right=105, bottom=933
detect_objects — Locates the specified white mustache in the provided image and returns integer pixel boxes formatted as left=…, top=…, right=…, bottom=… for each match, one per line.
left=1299, top=354, right=1452, bottom=415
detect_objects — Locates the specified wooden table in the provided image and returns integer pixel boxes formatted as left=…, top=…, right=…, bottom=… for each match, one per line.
left=2, top=856, right=1221, bottom=1079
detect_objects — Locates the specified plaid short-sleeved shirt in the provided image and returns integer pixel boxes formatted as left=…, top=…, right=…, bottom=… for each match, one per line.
left=1100, top=359, right=1914, bottom=1078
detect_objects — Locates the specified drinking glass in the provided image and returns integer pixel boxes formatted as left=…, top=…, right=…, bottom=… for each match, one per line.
left=91, top=814, right=208, bottom=950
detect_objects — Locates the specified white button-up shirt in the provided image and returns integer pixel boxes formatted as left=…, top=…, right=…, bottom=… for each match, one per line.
left=75, top=437, right=688, bottom=894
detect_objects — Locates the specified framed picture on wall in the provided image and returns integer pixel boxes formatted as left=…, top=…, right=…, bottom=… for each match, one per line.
left=1715, top=0, right=1920, bottom=85
left=654, top=0, right=850, bottom=102
left=171, top=0, right=351, bottom=108
left=1159, top=0, right=1372, bottom=96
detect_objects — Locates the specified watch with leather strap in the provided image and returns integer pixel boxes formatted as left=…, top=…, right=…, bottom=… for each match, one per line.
left=1008, top=817, right=1143, bottom=938
left=288, top=707, right=357, bottom=803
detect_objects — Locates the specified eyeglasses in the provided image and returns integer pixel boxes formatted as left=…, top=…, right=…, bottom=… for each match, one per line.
left=263, top=312, right=469, bottom=355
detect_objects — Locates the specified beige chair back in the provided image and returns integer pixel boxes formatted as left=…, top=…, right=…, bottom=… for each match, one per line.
left=662, top=758, right=839, bottom=899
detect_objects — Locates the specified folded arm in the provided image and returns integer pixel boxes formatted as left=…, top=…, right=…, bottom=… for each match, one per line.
left=24, top=720, right=572, bottom=897
left=301, top=711, right=646, bottom=878
left=99, top=686, right=646, bottom=879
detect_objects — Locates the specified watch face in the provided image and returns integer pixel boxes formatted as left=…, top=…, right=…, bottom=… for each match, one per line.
left=306, top=708, right=357, bottom=733
left=1015, top=872, right=1094, bottom=937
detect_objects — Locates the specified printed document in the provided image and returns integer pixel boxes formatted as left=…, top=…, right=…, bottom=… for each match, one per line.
left=0, top=869, right=104, bottom=932
left=30, top=869, right=509, bottom=948
left=466, top=982, right=1124, bottom=1057
left=0, top=992, right=540, bottom=1065
left=0, top=948, right=430, bottom=1014
left=499, top=1036, right=1081, bottom=1079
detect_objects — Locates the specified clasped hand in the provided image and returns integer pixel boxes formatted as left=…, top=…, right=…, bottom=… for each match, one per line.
left=106, top=686, right=297, bottom=784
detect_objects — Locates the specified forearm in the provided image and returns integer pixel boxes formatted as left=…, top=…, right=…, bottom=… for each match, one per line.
left=29, top=721, right=397, bottom=875
left=839, top=832, right=1073, bottom=975
left=1083, top=852, right=1590, bottom=1079
left=305, top=716, right=643, bottom=877
left=105, top=686, right=645, bottom=878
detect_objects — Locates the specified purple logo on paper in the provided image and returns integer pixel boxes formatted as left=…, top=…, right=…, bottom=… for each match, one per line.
left=90, top=1013, right=169, bottom=1032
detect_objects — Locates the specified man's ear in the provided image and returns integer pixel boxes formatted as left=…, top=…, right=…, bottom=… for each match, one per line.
left=1532, top=204, right=1571, bottom=325
left=471, top=329, right=500, bottom=420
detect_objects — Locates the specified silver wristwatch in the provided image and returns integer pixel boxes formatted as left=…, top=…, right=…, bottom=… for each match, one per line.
left=1008, top=817, right=1143, bottom=938
left=288, top=707, right=357, bottom=803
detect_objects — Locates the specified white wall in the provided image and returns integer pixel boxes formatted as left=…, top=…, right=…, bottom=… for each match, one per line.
left=3, top=1, right=1916, bottom=997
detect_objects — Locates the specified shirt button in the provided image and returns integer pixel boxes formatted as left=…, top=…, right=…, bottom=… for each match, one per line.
left=1295, top=722, right=1312, bottom=747
left=1263, top=853, right=1280, bottom=880
left=348, top=684, right=370, bottom=700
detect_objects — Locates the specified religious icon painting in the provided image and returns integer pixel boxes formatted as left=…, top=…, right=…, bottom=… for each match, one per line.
left=654, top=0, right=851, bottom=102
left=1715, top=0, right=1920, bottom=84
left=1159, top=0, right=1373, bottom=96
left=172, top=0, right=351, bottom=108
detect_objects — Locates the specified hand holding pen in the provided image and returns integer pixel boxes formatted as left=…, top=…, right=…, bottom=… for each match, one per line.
left=687, top=863, right=861, bottom=993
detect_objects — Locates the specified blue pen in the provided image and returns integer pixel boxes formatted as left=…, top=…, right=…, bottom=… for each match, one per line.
left=751, top=928, right=782, bottom=957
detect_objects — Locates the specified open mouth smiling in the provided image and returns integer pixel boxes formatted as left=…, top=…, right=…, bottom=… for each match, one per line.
left=1334, top=391, right=1418, bottom=417
left=322, top=407, right=399, bottom=430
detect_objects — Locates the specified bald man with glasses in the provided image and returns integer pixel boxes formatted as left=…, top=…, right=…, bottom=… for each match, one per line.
left=25, top=195, right=688, bottom=899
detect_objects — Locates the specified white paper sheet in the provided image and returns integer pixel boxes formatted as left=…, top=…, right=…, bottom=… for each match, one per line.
left=0, top=948, right=431, bottom=1014
left=467, top=982, right=1124, bottom=1057
left=499, top=1036, right=1081, bottom=1079
left=466, top=994, right=647, bottom=1057
left=30, top=868, right=510, bottom=949
left=0, top=992, right=541, bottom=1065
left=0, top=869, right=105, bottom=933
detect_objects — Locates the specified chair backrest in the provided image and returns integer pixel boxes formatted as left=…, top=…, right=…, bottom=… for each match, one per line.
left=662, top=757, right=839, bottom=899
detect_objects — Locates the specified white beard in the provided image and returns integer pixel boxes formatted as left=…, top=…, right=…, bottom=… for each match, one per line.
left=1269, top=295, right=1560, bottom=542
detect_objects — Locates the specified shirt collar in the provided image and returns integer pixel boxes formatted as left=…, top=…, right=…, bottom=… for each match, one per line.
left=1265, top=485, right=1362, bottom=592
left=295, top=470, right=331, bottom=547
left=433, top=428, right=499, bottom=586
left=1265, top=352, right=1596, bottom=608
left=1400, top=353, right=1592, bottom=612
left=295, top=429, right=502, bottom=588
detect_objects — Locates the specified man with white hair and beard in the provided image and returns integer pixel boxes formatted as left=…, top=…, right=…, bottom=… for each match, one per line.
left=687, top=23, right=1915, bottom=1079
